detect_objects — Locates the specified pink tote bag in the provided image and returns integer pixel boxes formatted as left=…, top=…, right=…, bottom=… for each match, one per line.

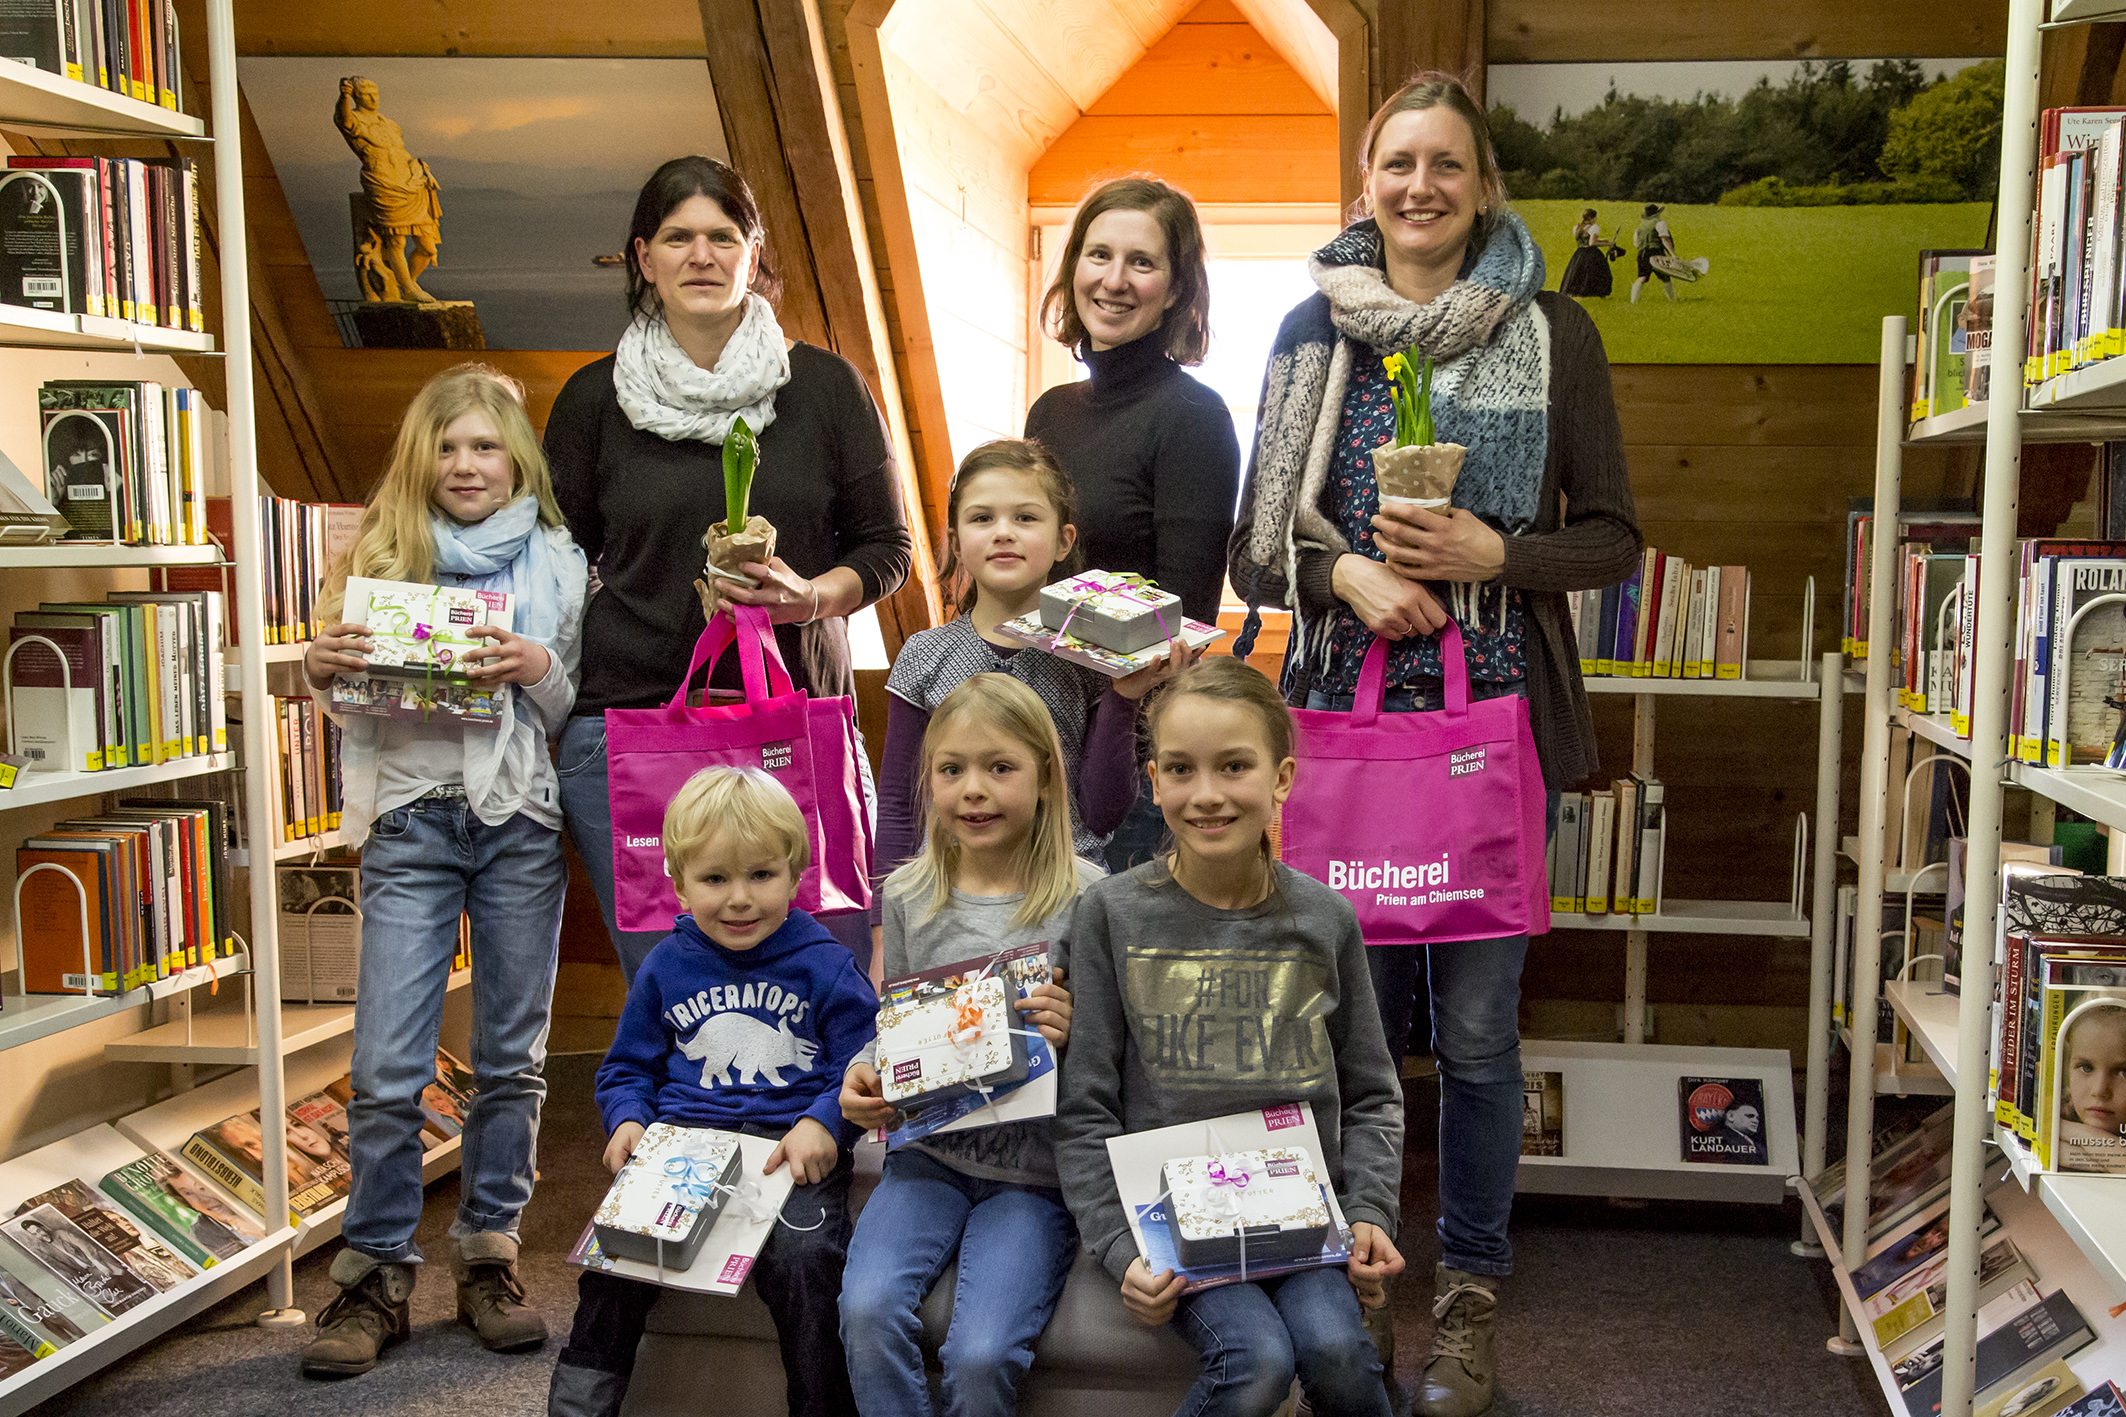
left=605, top=605, right=871, bottom=932
left=1279, top=619, right=1549, bottom=945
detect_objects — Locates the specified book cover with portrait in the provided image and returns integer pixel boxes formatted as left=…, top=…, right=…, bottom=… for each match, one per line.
left=1678, top=1076, right=1769, bottom=1165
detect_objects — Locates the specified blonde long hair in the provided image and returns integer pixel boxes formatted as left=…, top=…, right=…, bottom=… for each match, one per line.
left=318, top=363, right=564, bottom=623
left=887, top=674, right=1081, bottom=929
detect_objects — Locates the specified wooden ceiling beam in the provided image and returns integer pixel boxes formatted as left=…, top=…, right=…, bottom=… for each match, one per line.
left=699, top=0, right=940, bottom=648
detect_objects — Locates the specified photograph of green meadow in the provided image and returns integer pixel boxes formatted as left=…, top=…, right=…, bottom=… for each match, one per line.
left=1489, top=59, right=2003, bottom=364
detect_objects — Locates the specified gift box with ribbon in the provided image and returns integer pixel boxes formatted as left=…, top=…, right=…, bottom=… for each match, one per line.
left=1160, top=1147, right=1332, bottom=1270
left=876, top=974, right=1030, bottom=1113
left=592, top=1123, right=744, bottom=1271
left=1037, top=570, right=1182, bottom=656
left=343, top=578, right=513, bottom=681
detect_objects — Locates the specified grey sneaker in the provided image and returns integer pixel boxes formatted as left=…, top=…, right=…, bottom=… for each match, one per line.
left=1415, top=1264, right=1497, bottom=1417
left=301, top=1251, right=413, bottom=1378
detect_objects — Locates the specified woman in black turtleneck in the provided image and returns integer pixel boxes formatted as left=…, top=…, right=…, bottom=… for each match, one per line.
left=1025, top=177, right=1241, bottom=868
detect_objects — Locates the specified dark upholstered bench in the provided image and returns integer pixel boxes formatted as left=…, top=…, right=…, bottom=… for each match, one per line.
left=619, top=1140, right=1205, bottom=1417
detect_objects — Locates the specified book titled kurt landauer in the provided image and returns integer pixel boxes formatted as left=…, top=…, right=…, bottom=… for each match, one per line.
left=592, top=1124, right=743, bottom=1271
left=330, top=577, right=514, bottom=727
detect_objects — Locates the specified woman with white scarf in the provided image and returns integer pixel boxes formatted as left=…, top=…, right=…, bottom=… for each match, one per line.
left=1229, top=76, right=1642, bottom=1417
left=300, top=363, right=589, bottom=1378
left=547, top=156, right=912, bottom=984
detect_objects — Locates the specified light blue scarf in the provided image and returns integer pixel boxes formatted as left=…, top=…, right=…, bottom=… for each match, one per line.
left=429, top=496, right=587, bottom=826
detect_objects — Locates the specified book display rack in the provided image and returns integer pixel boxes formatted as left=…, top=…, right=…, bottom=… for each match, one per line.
left=0, top=6, right=443, bottom=1412
left=1813, top=2, right=2126, bottom=1408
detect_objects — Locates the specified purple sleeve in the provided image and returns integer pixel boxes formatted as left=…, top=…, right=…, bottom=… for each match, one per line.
left=1077, top=686, right=1142, bottom=839
left=872, top=692, right=931, bottom=924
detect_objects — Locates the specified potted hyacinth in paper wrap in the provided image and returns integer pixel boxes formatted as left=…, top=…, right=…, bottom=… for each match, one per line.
left=1371, top=349, right=1465, bottom=508
left=696, top=417, right=776, bottom=617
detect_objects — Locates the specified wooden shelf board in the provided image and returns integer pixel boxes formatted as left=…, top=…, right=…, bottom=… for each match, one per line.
left=1513, top=1040, right=1797, bottom=1203
left=0, top=62, right=203, bottom=138
left=0, top=753, right=231, bottom=813
left=229, top=829, right=343, bottom=868
left=1581, top=660, right=1822, bottom=698
left=1893, top=706, right=1970, bottom=757
left=0, top=303, right=213, bottom=353
left=104, top=969, right=466, bottom=1064
left=1906, top=399, right=2126, bottom=444
left=1837, top=836, right=1937, bottom=893
left=1885, top=979, right=1963, bottom=1086
left=2010, top=764, right=2126, bottom=833
left=0, top=543, right=219, bottom=569
left=0, top=952, right=246, bottom=1054
left=1547, top=900, right=1809, bottom=937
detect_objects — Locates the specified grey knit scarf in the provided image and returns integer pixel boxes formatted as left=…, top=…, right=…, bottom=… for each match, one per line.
left=1240, top=213, right=1550, bottom=659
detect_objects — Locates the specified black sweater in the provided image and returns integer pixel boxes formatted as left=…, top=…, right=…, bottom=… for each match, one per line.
left=546, top=344, right=913, bottom=712
left=1023, top=332, right=1241, bottom=625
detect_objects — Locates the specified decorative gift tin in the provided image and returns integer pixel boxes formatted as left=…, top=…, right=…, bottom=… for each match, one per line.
left=1036, top=571, right=1183, bottom=656
left=1160, top=1147, right=1332, bottom=1270
left=592, top=1124, right=744, bottom=1271
left=876, top=974, right=1029, bottom=1112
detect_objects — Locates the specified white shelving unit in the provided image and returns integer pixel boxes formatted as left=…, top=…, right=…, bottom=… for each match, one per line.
left=1821, top=5, right=2126, bottom=1403
left=0, top=4, right=351, bottom=1408
left=1522, top=655, right=1843, bottom=1204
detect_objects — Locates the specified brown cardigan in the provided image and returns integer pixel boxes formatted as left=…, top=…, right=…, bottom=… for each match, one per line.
left=1230, top=289, right=1642, bottom=789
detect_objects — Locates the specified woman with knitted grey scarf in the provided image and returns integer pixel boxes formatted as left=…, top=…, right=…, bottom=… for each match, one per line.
left=1228, top=75, right=1642, bottom=1417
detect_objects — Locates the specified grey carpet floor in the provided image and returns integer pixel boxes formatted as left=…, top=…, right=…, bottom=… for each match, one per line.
left=33, top=1054, right=1890, bottom=1417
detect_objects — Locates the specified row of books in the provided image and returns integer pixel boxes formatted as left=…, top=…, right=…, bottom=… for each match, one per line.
left=8, top=590, right=225, bottom=775
left=1840, top=500, right=1980, bottom=666
left=2024, top=104, right=2126, bottom=388
left=1993, top=872, right=2126, bottom=1174
left=1809, top=1105, right=2106, bottom=1413
left=1566, top=552, right=1751, bottom=681
left=167, top=496, right=359, bottom=646
left=278, top=866, right=470, bottom=1006
left=39, top=379, right=213, bottom=545
left=2011, top=539, right=2126, bottom=767
left=260, top=696, right=344, bottom=851
left=0, top=154, right=201, bottom=330
left=0, top=1055, right=474, bottom=1378
left=1547, top=777, right=1666, bottom=917
left=1910, top=248, right=1995, bottom=421
left=15, top=797, right=232, bottom=996
left=0, top=0, right=186, bottom=113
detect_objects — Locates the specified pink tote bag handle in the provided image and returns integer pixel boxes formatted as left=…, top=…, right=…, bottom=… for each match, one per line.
left=667, top=605, right=795, bottom=709
left=1352, top=617, right=1469, bottom=726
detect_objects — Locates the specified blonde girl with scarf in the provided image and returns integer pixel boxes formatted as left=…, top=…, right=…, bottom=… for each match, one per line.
left=1228, top=74, right=1642, bottom=1417
left=298, top=363, right=588, bottom=1380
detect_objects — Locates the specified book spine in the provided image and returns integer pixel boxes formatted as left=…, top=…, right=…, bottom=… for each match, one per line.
left=97, top=1171, right=213, bottom=1268
left=178, top=1135, right=275, bottom=1223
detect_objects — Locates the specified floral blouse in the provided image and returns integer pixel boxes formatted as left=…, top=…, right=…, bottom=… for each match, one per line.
left=1318, top=345, right=1527, bottom=697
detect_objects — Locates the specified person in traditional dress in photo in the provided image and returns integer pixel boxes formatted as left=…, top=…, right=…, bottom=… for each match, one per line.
left=1630, top=204, right=1677, bottom=304
left=1557, top=209, right=1619, bottom=298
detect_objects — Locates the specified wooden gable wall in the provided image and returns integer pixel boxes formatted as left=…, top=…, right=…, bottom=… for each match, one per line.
left=1030, top=0, right=1340, bottom=206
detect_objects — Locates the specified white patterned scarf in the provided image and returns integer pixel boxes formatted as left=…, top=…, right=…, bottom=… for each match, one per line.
left=613, top=293, right=791, bottom=443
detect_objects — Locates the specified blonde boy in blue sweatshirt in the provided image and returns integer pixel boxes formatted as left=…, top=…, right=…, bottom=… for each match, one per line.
left=549, top=768, right=877, bottom=1417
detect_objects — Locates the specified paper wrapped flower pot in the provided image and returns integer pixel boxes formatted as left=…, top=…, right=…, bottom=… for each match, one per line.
left=592, top=1123, right=743, bottom=1271
left=876, top=975, right=1029, bottom=1112
left=1371, top=442, right=1465, bottom=507
left=703, top=514, right=778, bottom=589
left=1161, top=1148, right=1331, bottom=1270
left=1037, top=571, right=1183, bottom=656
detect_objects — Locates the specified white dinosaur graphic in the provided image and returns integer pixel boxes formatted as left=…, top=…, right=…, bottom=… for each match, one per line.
left=679, top=1012, right=819, bottom=1088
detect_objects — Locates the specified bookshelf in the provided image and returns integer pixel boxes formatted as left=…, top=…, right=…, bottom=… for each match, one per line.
left=0, top=1, right=351, bottom=1410
left=1821, top=4, right=2126, bottom=1403
left=1522, top=650, right=1844, bottom=1205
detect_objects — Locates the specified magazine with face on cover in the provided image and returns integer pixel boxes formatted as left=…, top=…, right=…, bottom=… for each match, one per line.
left=0, top=1235, right=103, bottom=1347
left=0, top=1205, right=153, bottom=1316
left=1678, top=1076, right=1769, bottom=1165
left=15, top=1178, right=194, bottom=1292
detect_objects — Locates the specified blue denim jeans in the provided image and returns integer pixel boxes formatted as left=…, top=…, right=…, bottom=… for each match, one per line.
left=341, top=796, right=564, bottom=1262
left=561, top=1137, right=857, bottom=1417
left=1304, top=683, right=1555, bottom=1279
left=1172, top=1267, right=1389, bottom=1417
left=840, top=1149, right=1078, bottom=1417
left=557, top=713, right=879, bottom=987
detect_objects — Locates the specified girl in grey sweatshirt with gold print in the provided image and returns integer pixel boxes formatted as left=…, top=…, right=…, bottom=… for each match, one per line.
left=1055, top=657, right=1405, bottom=1417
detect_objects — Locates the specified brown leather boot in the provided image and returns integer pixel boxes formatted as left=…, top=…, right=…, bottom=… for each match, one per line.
left=301, top=1250, right=414, bottom=1378
left=1416, top=1264, right=1497, bottom=1417
left=453, top=1233, right=547, bottom=1353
